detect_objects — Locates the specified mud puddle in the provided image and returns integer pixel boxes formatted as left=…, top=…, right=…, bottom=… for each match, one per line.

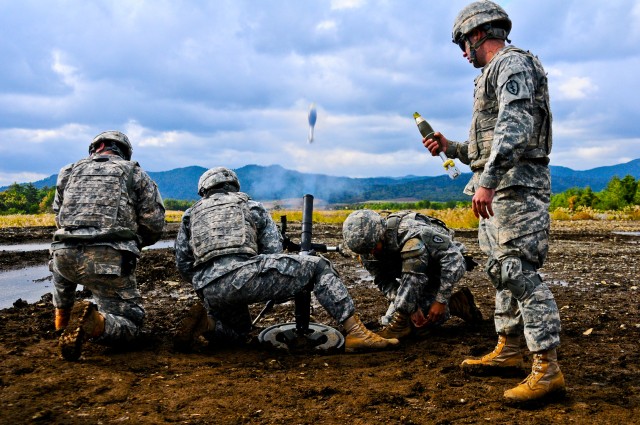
left=0, top=265, right=53, bottom=308
left=0, top=239, right=175, bottom=252
left=0, top=240, right=174, bottom=308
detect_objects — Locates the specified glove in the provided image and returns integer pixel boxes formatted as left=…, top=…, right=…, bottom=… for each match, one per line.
left=464, top=255, right=478, bottom=272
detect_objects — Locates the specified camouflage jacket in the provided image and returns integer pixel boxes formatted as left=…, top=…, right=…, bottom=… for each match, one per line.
left=359, top=212, right=466, bottom=305
left=51, top=154, right=165, bottom=256
left=175, top=193, right=283, bottom=291
left=446, top=45, right=552, bottom=196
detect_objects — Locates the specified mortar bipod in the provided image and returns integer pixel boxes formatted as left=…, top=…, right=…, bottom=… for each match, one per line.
left=257, top=194, right=345, bottom=352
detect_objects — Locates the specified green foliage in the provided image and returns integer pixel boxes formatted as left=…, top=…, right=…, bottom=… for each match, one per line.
left=164, top=198, right=195, bottom=211
left=0, top=183, right=55, bottom=215
left=551, top=174, right=639, bottom=211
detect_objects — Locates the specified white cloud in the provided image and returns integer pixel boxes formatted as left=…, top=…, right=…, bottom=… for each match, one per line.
left=551, top=137, right=640, bottom=170
left=0, top=172, right=50, bottom=187
left=0, top=124, right=90, bottom=145
left=330, top=0, right=365, bottom=11
left=316, top=20, right=338, bottom=32
left=124, top=121, right=185, bottom=148
left=557, top=76, right=596, bottom=100
left=0, top=1, right=639, bottom=187
left=547, top=66, right=598, bottom=101
left=51, top=50, right=80, bottom=89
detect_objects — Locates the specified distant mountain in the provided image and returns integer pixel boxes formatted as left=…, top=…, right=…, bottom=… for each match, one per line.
left=5, top=158, right=640, bottom=205
left=147, top=164, right=471, bottom=204
left=550, top=158, right=640, bottom=193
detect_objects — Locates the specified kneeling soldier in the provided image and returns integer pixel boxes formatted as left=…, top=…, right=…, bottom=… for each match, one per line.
left=342, top=209, right=482, bottom=340
left=174, top=167, right=399, bottom=352
left=51, top=131, right=165, bottom=361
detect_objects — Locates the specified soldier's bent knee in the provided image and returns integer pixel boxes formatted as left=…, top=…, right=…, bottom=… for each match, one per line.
left=500, top=257, right=541, bottom=300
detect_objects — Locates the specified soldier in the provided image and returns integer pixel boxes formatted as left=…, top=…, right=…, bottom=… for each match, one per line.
left=51, top=131, right=165, bottom=361
left=174, top=167, right=399, bottom=352
left=422, top=1, right=564, bottom=403
left=342, top=209, right=482, bottom=340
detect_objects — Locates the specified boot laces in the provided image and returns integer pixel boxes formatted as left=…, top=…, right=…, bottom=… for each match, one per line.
left=483, top=337, right=505, bottom=360
left=522, top=354, right=545, bottom=385
left=390, top=315, right=406, bottom=330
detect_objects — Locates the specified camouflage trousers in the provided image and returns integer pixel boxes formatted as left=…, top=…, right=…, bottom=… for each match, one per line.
left=50, top=245, right=144, bottom=343
left=478, top=186, right=561, bottom=352
left=199, top=254, right=355, bottom=338
left=389, top=273, right=450, bottom=326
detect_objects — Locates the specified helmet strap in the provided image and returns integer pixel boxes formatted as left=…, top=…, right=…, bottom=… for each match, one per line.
left=90, top=141, right=127, bottom=160
left=203, top=183, right=239, bottom=197
left=467, top=25, right=510, bottom=67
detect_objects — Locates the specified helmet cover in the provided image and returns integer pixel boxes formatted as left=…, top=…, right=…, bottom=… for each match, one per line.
left=90, top=131, right=133, bottom=160
left=198, top=167, right=240, bottom=196
left=452, top=1, right=511, bottom=44
left=342, top=209, right=385, bottom=254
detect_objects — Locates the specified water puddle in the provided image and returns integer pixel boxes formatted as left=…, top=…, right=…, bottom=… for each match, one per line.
left=0, top=242, right=52, bottom=252
left=612, top=231, right=640, bottom=236
left=0, top=265, right=55, bottom=308
left=0, top=240, right=174, bottom=309
left=0, top=239, right=175, bottom=252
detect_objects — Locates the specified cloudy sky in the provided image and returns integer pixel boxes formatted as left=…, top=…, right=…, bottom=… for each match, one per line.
left=1, top=0, right=639, bottom=186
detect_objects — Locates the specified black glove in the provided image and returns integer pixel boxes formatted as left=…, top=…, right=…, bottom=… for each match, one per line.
left=464, top=255, right=478, bottom=272
left=283, top=236, right=300, bottom=252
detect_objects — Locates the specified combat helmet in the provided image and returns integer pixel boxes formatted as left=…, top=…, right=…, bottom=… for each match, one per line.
left=342, top=209, right=385, bottom=254
left=452, top=1, right=511, bottom=49
left=198, top=167, right=240, bottom=196
left=89, top=131, right=133, bottom=160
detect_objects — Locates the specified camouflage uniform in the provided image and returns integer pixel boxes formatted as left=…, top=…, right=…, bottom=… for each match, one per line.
left=358, top=212, right=467, bottom=325
left=175, top=191, right=355, bottom=339
left=50, top=153, right=165, bottom=342
left=444, top=45, right=561, bottom=352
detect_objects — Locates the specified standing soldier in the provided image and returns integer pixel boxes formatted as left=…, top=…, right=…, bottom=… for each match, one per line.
left=342, top=209, right=482, bottom=340
left=51, top=131, right=165, bottom=361
left=174, top=167, right=399, bottom=352
left=423, top=1, right=564, bottom=403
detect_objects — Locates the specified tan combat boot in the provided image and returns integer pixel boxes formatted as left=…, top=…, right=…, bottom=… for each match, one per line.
left=174, top=302, right=216, bottom=351
left=344, top=315, right=399, bottom=352
left=377, top=311, right=412, bottom=340
left=504, top=349, right=566, bottom=404
left=54, top=308, right=71, bottom=331
left=449, top=287, right=483, bottom=323
left=461, top=334, right=524, bottom=375
left=59, top=301, right=105, bottom=361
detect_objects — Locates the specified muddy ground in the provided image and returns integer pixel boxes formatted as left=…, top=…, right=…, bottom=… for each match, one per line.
left=0, top=220, right=639, bottom=424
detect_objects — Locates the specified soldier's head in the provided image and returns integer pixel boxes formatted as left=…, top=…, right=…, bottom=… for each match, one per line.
left=342, top=209, right=385, bottom=255
left=452, top=1, right=511, bottom=67
left=89, top=131, right=133, bottom=160
left=198, top=167, right=240, bottom=196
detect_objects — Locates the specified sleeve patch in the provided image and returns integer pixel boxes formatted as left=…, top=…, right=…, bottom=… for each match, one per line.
left=506, top=80, right=519, bottom=96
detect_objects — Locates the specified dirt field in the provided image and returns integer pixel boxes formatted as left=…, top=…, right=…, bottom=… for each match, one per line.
left=1, top=220, right=639, bottom=424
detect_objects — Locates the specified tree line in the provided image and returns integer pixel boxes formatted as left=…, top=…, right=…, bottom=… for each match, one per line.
left=1, top=175, right=639, bottom=215
left=0, top=183, right=55, bottom=215
left=549, top=175, right=640, bottom=211
left=345, top=199, right=469, bottom=211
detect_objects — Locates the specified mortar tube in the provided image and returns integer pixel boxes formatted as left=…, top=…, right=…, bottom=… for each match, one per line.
left=300, top=194, right=314, bottom=254
left=296, top=194, right=314, bottom=335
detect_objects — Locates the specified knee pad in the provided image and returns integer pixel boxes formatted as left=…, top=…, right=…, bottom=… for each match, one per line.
left=312, top=256, right=339, bottom=289
left=500, top=257, right=528, bottom=299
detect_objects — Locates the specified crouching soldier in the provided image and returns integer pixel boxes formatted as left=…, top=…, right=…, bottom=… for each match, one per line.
left=342, top=209, right=482, bottom=340
left=51, top=131, right=166, bottom=361
left=174, top=167, right=399, bottom=352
